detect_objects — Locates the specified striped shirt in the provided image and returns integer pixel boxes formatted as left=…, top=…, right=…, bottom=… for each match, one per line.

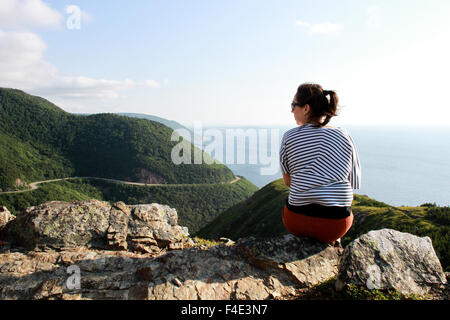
left=279, top=123, right=361, bottom=207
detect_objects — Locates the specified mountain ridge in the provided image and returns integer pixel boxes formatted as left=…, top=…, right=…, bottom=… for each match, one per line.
left=0, top=87, right=236, bottom=191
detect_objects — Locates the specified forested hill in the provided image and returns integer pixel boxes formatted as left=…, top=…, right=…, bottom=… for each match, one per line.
left=196, top=178, right=450, bottom=271
left=0, top=88, right=234, bottom=191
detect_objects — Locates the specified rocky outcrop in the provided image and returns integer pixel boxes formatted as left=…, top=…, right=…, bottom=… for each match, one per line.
left=145, top=235, right=341, bottom=300
left=3, top=199, right=190, bottom=253
left=0, top=206, right=15, bottom=229
left=0, top=234, right=340, bottom=300
left=336, top=229, right=447, bottom=296
left=0, top=200, right=343, bottom=300
left=0, top=201, right=447, bottom=300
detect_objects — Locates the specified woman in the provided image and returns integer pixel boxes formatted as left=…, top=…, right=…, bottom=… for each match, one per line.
left=279, top=83, right=361, bottom=244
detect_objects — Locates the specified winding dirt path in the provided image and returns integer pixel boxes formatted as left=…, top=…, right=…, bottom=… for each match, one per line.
left=0, top=176, right=241, bottom=194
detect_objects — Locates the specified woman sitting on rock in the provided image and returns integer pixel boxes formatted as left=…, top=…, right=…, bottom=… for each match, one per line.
left=279, top=83, right=361, bottom=244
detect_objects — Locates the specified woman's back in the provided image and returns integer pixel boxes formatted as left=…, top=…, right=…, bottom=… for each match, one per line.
left=280, top=123, right=361, bottom=207
left=280, top=82, right=361, bottom=243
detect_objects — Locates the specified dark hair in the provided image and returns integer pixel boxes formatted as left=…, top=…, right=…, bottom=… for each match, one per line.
left=295, top=83, right=339, bottom=127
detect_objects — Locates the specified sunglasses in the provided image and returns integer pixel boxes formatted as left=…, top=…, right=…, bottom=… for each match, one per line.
left=291, top=102, right=302, bottom=111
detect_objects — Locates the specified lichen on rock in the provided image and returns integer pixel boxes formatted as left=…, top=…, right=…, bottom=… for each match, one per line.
left=2, top=199, right=190, bottom=253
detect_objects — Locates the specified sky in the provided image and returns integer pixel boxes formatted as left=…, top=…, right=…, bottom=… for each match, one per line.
left=1, top=0, right=450, bottom=127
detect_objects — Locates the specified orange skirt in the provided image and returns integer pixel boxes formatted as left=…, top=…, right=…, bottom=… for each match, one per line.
left=282, top=204, right=353, bottom=243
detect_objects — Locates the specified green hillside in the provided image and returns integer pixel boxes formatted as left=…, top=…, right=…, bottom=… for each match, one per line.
left=82, top=176, right=257, bottom=233
left=0, top=179, right=103, bottom=213
left=196, top=178, right=289, bottom=239
left=0, top=87, right=260, bottom=236
left=0, top=88, right=234, bottom=191
left=196, top=178, right=450, bottom=271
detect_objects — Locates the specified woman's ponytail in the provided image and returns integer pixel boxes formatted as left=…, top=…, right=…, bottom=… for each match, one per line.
left=320, top=90, right=338, bottom=127
left=295, top=83, right=339, bottom=127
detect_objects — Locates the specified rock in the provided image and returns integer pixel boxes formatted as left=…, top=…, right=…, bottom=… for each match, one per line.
left=4, top=200, right=189, bottom=252
left=336, top=228, right=447, bottom=296
left=235, top=235, right=341, bottom=288
left=0, top=206, right=15, bottom=229
left=144, top=235, right=341, bottom=300
left=1, top=201, right=447, bottom=300
left=0, top=231, right=342, bottom=300
left=107, top=205, right=130, bottom=250
left=14, top=178, right=25, bottom=188
left=168, top=242, right=184, bottom=251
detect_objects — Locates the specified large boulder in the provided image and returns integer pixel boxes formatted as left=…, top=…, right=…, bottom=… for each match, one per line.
left=336, top=228, right=447, bottom=296
left=4, top=199, right=189, bottom=253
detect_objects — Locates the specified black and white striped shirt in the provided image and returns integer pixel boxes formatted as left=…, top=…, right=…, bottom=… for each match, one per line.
left=279, top=123, right=361, bottom=207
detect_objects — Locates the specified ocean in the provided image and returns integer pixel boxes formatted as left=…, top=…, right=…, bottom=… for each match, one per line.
left=193, top=124, right=450, bottom=207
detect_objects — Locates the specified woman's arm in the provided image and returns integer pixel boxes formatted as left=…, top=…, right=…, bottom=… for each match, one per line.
left=348, top=135, right=362, bottom=189
left=282, top=172, right=291, bottom=187
left=280, top=133, right=290, bottom=187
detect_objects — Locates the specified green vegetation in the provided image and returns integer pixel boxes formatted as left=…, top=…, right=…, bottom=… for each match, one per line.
left=192, top=237, right=222, bottom=248
left=303, top=277, right=428, bottom=300
left=0, top=126, right=74, bottom=191
left=83, top=176, right=257, bottom=233
left=0, top=180, right=103, bottom=215
left=0, top=177, right=258, bottom=234
left=0, top=88, right=234, bottom=191
left=342, top=284, right=427, bottom=300
left=196, top=178, right=289, bottom=239
left=197, top=178, right=450, bottom=271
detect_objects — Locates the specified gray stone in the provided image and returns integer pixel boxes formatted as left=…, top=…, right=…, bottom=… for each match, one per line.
left=3, top=200, right=189, bottom=252
left=336, top=228, right=447, bottom=296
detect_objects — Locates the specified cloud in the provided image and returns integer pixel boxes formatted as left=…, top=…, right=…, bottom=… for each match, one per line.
left=0, top=0, right=162, bottom=114
left=0, top=0, right=63, bottom=30
left=38, top=77, right=137, bottom=99
left=144, top=79, right=162, bottom=89
left=296, top=21, right=343, bottom=36
left=0, top=0, right=161, bottom=104
left=0, top=28, right=162, bottom=100
left=0, top=29, right=55, bottom=89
